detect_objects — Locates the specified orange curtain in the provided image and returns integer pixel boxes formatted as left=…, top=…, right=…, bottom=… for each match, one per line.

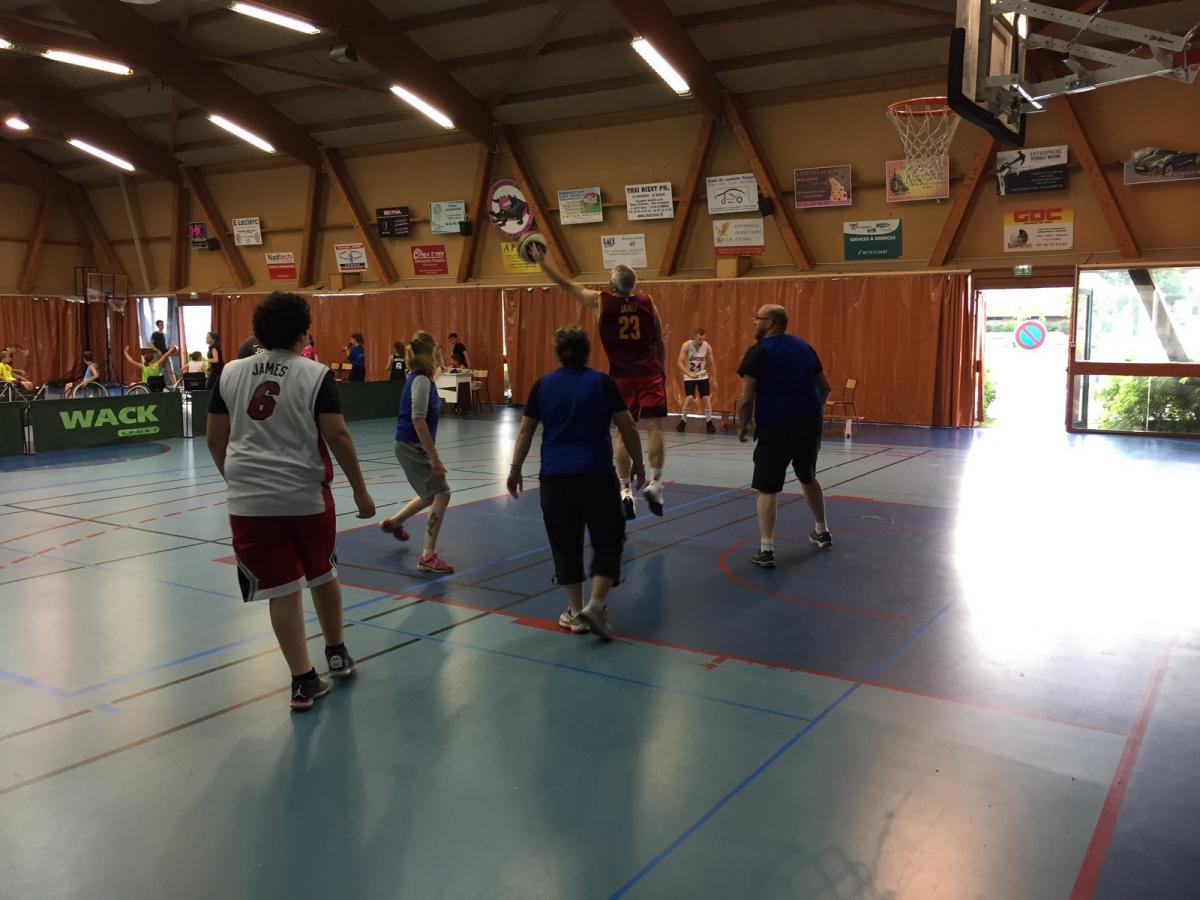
left=505, top=273, right=976, bottom=427
left=0, top=296, right=86, bottom=383
left=213, top=289, right=506, bottom=388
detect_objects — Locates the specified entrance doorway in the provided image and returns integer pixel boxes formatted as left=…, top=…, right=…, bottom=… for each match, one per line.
left=980, top=287, right=1073, bottom=430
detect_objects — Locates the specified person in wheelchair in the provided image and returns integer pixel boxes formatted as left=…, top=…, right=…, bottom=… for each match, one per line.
left=0, top=347, right=35, bottom=395
left=64, top=350, right=102, bottom=397
left=123, top=343, right=175, bottom=393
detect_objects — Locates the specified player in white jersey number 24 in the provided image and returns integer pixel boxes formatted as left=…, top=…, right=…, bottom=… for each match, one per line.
left=677, top=327, right=717, bottom=434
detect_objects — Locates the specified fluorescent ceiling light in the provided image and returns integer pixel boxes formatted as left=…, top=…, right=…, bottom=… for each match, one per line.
left=389, top=85, right=454, bottom=129
left=630, top=36, right=690, bottom=97
left=68, top=138, right=135, bottom=172
left=43, top=49, right=132, bottom=76
left=208, top=113, right=276, bottom=153
left=228, top=2, right=320, bottom=35
left=0, top=39, right=12, bottom=50
left=5, top=116, right=29, bottom=131
left=1066, top=82, right=1097, bottom=94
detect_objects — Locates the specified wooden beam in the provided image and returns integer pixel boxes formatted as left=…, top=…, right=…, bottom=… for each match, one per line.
left=834, top=0, right=954, bottom=24
left=168, top=182, right=188, bottom=292
left=496, top=126, right=579, bottom=277
left=1031, top=56, right=1140, bottom=259
left=17, top=191, right=54, bottom=293
left=458, top=145, right=494, bottom=283
left=486, top=0, right=578, bottom=112
left=724, top=93, right=813, bottom=270
left=270, top=0, right=499, bottom=148
left=929, top=129, right=995, bottom=268
left=118, top=174, right=154, bottom=291
left=180, top=165, right=253, bottom=288
left=0, top=136, right=65, bottom=195
left=320, top=147, right=398, bottom=284
left=298, top=166, right=323, bottom=288
left=606, top=0, right=727, bottom=121
left=72, top=189, right=126, bottom=277
left=659, top=116, right=717, bottom=277
left=55, top=0, right=322, bottom=168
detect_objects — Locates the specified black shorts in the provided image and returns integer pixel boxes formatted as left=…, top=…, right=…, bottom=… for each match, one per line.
left=684, top=378, right=710, bottom=398
left=539, top=472, right=626, bottom=586
left=752, top=417, right=822, bottom=493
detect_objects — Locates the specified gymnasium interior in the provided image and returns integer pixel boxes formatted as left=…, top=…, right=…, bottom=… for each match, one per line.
left=0, top=1, right=1198, bottom=898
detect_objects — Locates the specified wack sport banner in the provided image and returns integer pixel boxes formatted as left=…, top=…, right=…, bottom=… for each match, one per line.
left=30, top=392, right=183, bottom=451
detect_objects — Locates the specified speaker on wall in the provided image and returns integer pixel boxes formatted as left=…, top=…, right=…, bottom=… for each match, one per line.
left=206, top=237, right=220, bottom=251
left=758, top=197, right=774, bottom=216
left=459, top=220, right=472, bottom=236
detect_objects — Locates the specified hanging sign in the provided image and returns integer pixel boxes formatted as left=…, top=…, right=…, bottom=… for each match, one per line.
left=411, top=245, right=448, bottom=276
left=558, top=187, right=603, bottom=225
left=886, top=158, right=950, bottom=202
left=706, top=173, right=759, bottom=214
left=996, top=145, right=1068, bottom=195
left=188, top=222, right=208, bottom=250
left=624, top=182, right=674, bottom=221
left=1123, top=147, right=1200, bottom=184
left=376, top=206, right=412, bottom=238
left=1004, top=207, right=1074, bottom=252
left=501, top=241, right=538, bottom=274
left=232, top=216, right=262, bottom=246
left=334, top=242, right=368, bottom=272
left=601, top=234, right=648, bottom=269
left=794, top=165, right=852, bottom=208
left=843, top=220, right=902, bottom=260
left=430, top=200, right=467, bottom=234
left=265, top=251, right=297, bottom=280
left=486, top=179, right=534, bottom=237
left=712, top=219, right=765, bottom=256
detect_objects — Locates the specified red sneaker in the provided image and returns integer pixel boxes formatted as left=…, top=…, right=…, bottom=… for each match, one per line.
left=380, top=520, right=409, bottom=541
left=418, top=552, right=453, bottom=574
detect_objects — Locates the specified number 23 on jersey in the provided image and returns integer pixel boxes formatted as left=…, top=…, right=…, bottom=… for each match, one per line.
left=617, top=315, right=642, bottom=340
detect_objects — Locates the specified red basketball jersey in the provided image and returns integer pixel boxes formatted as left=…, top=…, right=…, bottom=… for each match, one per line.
left=598, top=292, right=663, bottom=378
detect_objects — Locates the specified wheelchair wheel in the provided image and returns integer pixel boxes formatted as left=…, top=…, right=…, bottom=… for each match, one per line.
left=126, top=383, right=150, bottom=396
left=71, top=383, right=108, bottom=399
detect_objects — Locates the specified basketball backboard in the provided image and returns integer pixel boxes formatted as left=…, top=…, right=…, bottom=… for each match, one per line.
left=951, top=1, right=1199, bottom=148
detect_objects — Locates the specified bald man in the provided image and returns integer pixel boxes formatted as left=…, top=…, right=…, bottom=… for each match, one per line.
left=736, top=304, right=832, bottom=568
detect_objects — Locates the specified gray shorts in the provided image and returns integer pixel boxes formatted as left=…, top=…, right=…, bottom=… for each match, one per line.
left=394, top=441, right=450, bottom=499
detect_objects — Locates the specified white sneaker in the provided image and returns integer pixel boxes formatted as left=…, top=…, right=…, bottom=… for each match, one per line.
left=558, top=609, right=589, bottom=634
left=643, top=481, right=664, bottom=517
left=621, top=494, right=636, bottom=521
left=578, top=600, right=614, bottom=641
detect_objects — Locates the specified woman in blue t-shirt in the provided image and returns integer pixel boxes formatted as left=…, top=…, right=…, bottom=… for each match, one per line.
left=345, top=332, right=365, bottom=382
left=507, top=326, right=646, bottom=640
left=379, top=332, right=453, bottom=574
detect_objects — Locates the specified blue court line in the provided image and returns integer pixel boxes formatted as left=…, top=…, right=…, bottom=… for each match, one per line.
left=0, top=668, right=73, bottom=699
left=343, top=615, right=816, bottom=724
left=607, top=599, right=957, bottom=898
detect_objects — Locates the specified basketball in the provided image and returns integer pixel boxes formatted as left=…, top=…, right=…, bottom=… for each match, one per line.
left=518, top=232, right=547, bottom=263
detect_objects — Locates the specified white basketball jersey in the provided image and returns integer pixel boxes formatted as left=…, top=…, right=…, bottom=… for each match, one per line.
left=684, top=341, right=711, bottom=381
left=218, top=351, right=333, bottom=517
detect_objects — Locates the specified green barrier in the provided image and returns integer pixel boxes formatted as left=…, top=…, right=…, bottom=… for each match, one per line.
left=30, top=392, right=183, bottom=451
left=190, top=389, right=210, bottom=437
left=0, top=402, right=25, bottom=456
left=338, top=380, right=403, bottom=422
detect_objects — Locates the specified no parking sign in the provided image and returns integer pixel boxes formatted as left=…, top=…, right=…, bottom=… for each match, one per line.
left=1015, top=319, right=1047, bottom=350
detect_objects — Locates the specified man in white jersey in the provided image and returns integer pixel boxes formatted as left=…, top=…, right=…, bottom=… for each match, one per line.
left=677, top=327, right=716, bottom=434
left=207, top=292, right=375, bottom=712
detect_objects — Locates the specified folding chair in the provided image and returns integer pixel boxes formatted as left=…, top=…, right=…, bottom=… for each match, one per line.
left=824, top=378, right=860, bottom=438
left=471, top=370, right=492, bottom=408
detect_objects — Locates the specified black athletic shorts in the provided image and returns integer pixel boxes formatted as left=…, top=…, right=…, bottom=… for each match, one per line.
left=752, top=416, right=822, bottom=493
left=684, top=378, right=710, bottom=398
left=539, top=472, right=626, bottom=586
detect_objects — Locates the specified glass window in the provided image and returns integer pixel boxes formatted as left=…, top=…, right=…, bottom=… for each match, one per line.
left=1077, top=267, right=1200, bottom=364
left=1072, top=374, right=1200, bottom=434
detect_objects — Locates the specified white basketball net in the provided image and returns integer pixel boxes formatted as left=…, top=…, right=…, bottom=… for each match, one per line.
left=886, top=97, right=960, bottom=187
left=107, top=295, right=127, bottom=314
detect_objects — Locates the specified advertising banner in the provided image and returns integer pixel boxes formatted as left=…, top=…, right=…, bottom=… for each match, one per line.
left=501, top=241, right=538, bottom=274
left=430, top=200, right=467, bottom=234
left=712, top=219, right=765, bottom=256
left=794, top=165, right=852, bottom=208
left=411, top=244, right=449, bottom=275
left=0, top=401, right=23, bottom=456
left=1004, top=207, right=1074, bottom=252
left=265, top=251, right=296, bottom=280
left=335, top=242, right=368, bottom=272
left=601, top=234, right=648, bottom=268
left=232, top=216, right=262, bottom=246
left=376, top=206, right=412, bottom=238
left=487, top=180, right=534, bottom=237
left=31, top=393, right=183, bottom=452
left=1124, top=147, right=1200, bottom=184
left=886, top=158, right=950, bottom=202
left=706, top=173, right=759, bottom=214
left=624, top=182, right=674, bottom=220
left=843, top=219, right=902, bottom=260
left=996, top=145, right=1069, bottom=195
left=558, top=187, right=604, bottom=225
left=188, top=222, right=208, bottom=250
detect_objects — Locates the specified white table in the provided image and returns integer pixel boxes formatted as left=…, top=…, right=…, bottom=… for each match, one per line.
left=436, top=372, right=473, bottom=411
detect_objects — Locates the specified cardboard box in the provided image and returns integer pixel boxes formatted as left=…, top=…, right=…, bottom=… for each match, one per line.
left=715, top=256, right=751, bottom=278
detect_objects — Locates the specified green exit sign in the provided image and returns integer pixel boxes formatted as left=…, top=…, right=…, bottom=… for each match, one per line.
left=1013, top=264, right=1033, bottom=277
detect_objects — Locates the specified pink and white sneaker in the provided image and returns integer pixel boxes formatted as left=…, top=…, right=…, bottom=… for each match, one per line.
left=380, top=520, right=410, bottom=542
left=418, top=552, right=454, bottom=574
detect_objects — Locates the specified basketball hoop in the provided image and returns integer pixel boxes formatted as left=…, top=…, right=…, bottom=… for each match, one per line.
left=887, top=97, right=960, bottom=186
left=107, top=295, right=126, bottom=315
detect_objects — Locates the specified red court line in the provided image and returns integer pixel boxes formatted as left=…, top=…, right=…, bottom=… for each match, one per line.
left=1069, top=640, right=1175, bottom=900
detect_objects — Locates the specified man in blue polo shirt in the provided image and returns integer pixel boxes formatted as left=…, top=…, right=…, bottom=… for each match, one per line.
left=507, top=325, right=646, bottom=639
left=737, top=304, right=832, bottom=568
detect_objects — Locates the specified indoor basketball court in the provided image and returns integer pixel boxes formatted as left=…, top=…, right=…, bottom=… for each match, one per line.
left=1, top=2, right=1198, bottom=899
